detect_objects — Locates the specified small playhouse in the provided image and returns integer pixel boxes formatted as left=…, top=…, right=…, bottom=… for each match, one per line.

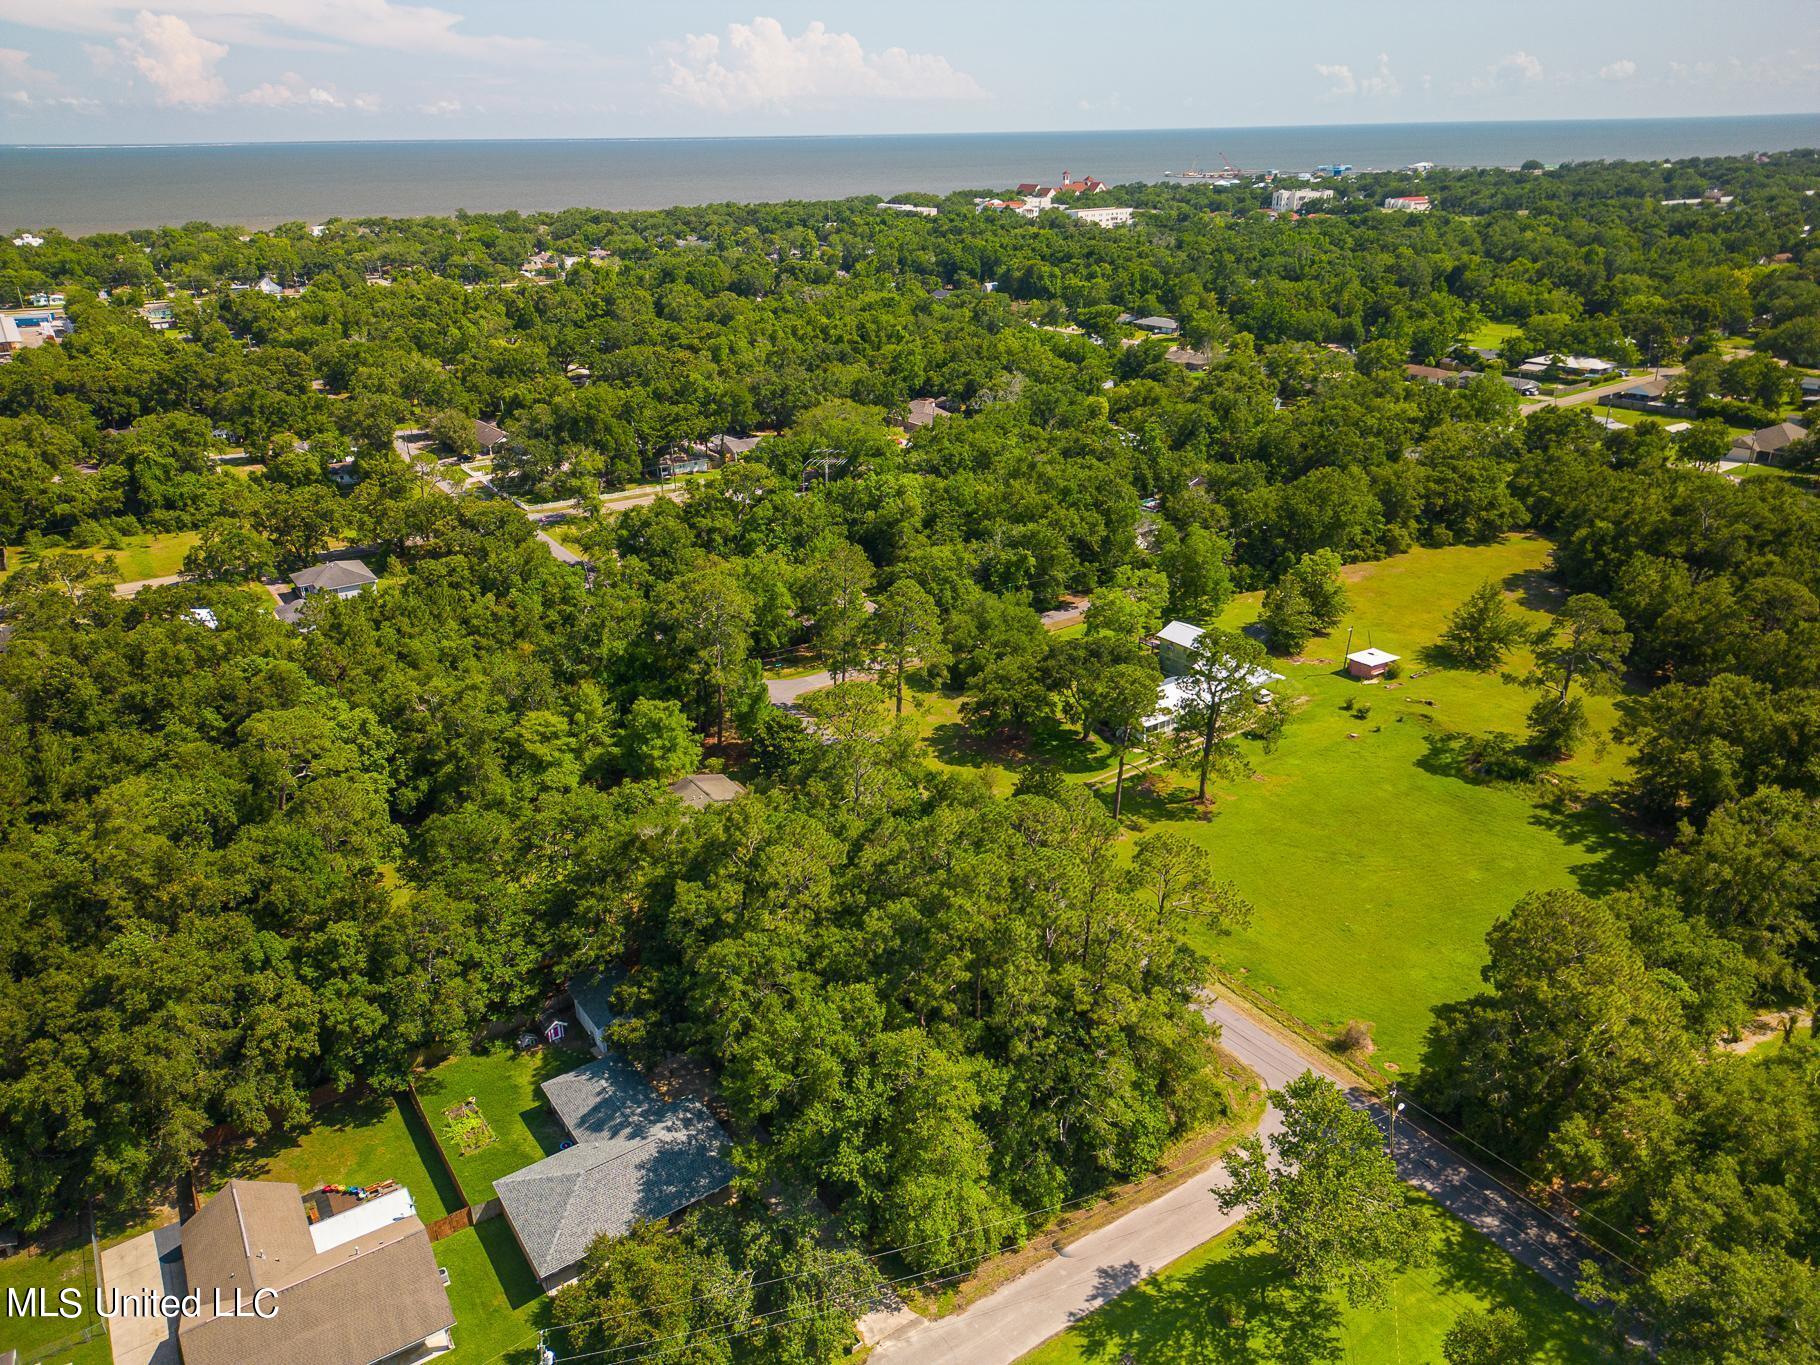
left=1346, top=647, right=1400, bottom=681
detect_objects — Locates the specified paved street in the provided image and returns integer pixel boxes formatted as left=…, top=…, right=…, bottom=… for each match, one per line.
left=871, top=993, right=1592, bottom=1364
left=1520, top=366, right=1680, bottom=416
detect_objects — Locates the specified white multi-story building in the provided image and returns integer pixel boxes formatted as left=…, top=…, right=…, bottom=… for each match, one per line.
left=1269, top=188, right=1335, bottom=213
left=1066, top=205, right=1136, bottom=228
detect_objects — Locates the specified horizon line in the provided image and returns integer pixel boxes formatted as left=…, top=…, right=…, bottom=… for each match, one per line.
left=7, top=110, right=1820, bottom=153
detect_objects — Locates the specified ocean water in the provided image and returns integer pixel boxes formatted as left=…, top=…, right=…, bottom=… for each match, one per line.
left=5, top=115, right=1819, bottom=236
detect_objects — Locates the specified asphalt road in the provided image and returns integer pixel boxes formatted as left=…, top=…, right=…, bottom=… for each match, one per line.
left=871, top=993, right=1593, bottom=1365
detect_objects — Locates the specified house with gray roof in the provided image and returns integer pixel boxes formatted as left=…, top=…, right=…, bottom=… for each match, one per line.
left=289, top=558, right=377, bottom=598
left=1731, top=420, right=1810, bottom=466
left=494, top=1053, right=733, bottom=1289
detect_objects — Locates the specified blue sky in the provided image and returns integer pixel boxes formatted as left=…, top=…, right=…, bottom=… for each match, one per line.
left=1, top=2, right=1815, bottom=144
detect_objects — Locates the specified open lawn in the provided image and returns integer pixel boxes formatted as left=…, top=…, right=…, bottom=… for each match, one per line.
left=1017, top=1195, right=1613, bottom=1365
left=0, top=1236, right=111, bottom=1365
left=1463, top=319, right=1521, bottom=351
left=203, top=1091, right=461, bottom=1222
left=906, top=676, right=1128, bottom=797
left=414, top=1039, right=594, bottom=1203
left=902, top=537, right=1653, bottom=1075
left=0, top=531, right=198, bottom=585
left=1147, top=537, right=1652, bottom=1070
left=433, top=1219, right=552, bottom=1364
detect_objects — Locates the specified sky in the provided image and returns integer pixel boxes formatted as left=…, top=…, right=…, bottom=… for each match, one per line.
left=1, top=1, right=1816, bottom=144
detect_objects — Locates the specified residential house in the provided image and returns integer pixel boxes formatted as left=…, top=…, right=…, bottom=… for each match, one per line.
left=1730, top=420, right=1810, bottom=466
left=900, top=396, right=959, bottom=431
left=1523, top=353, right=1620, bottom=380
left=1801, top=376, right=1820, bottom=406
left=290, top=558, right=378, bottom=600
left=1500, top=374, right=1542, bottom=397
left=1606, top=375, right=1694, bottom=418
left=1057, top=172, right=1109, bottom=194
left=668, top=773, right=748, bottom=809
left=1383, top=195, right=1432, bottom=212
left=140, top=301, right=177, bottom=330
left=1143, top=662, right=1283, bottom=736
left=1269, top=187, right=1334, bottom=213
left=878, top=202, right=938, bottom=217
left=27, top=292, right=64, bottom=307
left=494, top=1053, right=734, bottom=1290
left=11, top=233, right=43, bottom=247
left=474, top=419, right=509, bottom=455
left=1127, top=315, right=1180, bottom=336
left=1156, top=619, right=1206, bottom=676
left=0, top=316, right=20, bottom=361
left=175, top=1178, right=454, bottom=1365
left=1165, top=345, right=1213, bottom=371
left=1406, top=364, right=1476, bottom=387
left=255, top=276, right=284, bottom=297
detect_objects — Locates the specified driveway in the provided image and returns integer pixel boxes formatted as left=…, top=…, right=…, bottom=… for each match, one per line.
left=871, top=993, right=1591, bottom=1364
left=98, top=1222, right=184, bottom=1365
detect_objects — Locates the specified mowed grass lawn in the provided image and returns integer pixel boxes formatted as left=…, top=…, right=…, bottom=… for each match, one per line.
left=433, top=1218, right=552, bottom=1364
left=0, top=531, right=198, bottom=585
left=203, top=1091, right=461, bottom=1222
left=0, top=1237, right=111, bottom=1365
left=414, top=1039, right=595, bottom=1202
left=1463, top=319, right=1521, bottom=351
left=1131, top=536, right=1653, bottom=1071
left=1017, top=1195, right=1613, bottom=1365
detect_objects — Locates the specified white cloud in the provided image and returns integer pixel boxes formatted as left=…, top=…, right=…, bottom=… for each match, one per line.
left=239, top=70, right=378, bottom=111
left=1599, top=59, right=1637, bottom=81
left=661, top=17, right=985, bottom=112
left=0, top=1, right=546, bottom=61
left=419, top=97, right=461, bottom=116
left=1314, top=62, right=1356, bottom=97
left=121, top=12, right=229, bottom=107
left=1462, top=49, right=1545, bottom=94
left=0, top=46, right=103, bottom=111
left=0, top=47, right=54, bottom=86
left=1314, top=52, right=1399, bottom=99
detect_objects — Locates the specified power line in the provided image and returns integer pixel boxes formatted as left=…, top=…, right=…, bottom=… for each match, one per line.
left=1390, top=1091, right=1650, bottom=1257
left=473, top=1165, right=1191, bottom=1365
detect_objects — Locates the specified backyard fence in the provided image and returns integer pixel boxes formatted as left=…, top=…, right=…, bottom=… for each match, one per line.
left=403, top=1081, right=474, bottom=1233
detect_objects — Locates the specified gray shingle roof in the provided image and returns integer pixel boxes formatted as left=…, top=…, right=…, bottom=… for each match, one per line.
left=289, top=558, right=376, bottom=593
left=667, top=773, right=747, bottom=809
left=568, top=972, right=619, bottom=1034
left=495, top=1055, right=732, bottom=1283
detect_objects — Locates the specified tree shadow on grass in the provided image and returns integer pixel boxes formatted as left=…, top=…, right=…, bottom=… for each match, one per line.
left=928, top=716, right=1116, bottom=779
left=1064, top=1245, right=1344, bottom=1364
left=1525, top=795, right=1657, bottom=897
left=393, top=1093, right=466, bottom=1217
left=1502, top=566, right=1568, bottom=614
left=1419, top=1204, right=1618, bottom=1360
left=474, top=1215, right=545, bottom=1313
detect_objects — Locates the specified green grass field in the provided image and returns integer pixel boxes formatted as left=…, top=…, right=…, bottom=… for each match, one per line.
left=1017, top=1195, right=1613, bottom=1365
left=1150, top=537, right=1651, bottom=1070
left=414, top=1040, right=594, bottom=1202
left=0, top=1237, right=112, bottom=1365
left=1463, top=320, right=1521, bottom=351
left=900, top=537, right=1653, bottom=1075
left=433, top=1219, right=552, bottom=1364
left=203, top=1091, right=461, bottom=1221
left=0, top=531, right=198, bottom=585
